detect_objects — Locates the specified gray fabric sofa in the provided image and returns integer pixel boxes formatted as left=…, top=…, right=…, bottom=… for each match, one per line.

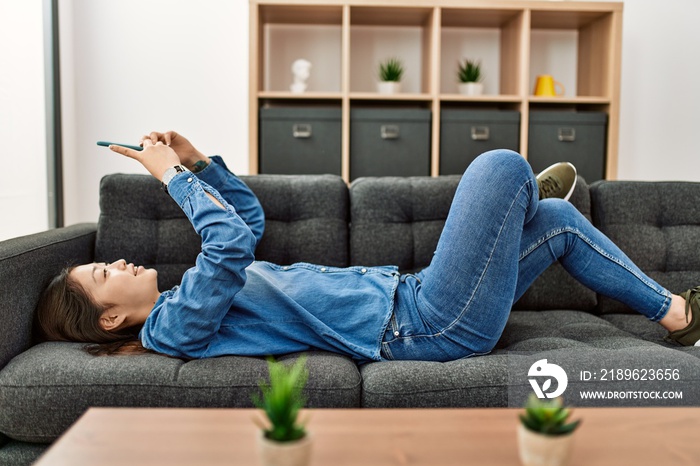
left=2, top=171, right=700, bottom=465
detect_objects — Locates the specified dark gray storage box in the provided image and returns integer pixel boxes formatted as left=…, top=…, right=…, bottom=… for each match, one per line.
left=528, top=111, right=607, bottom=182
left=350, top=108, right=431, bottom=179
left=259, top=107, right=342, bottom=176
left=439, top=109, right=520, bottom=175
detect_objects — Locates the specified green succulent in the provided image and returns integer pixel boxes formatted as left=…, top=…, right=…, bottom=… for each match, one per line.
left=252, top=356, right=309, bottom=442
left=379, top=58, right=405, bottom=82
left=519, top=395, right=581, bottom=436
left=457, top=59, right=482, bottom=83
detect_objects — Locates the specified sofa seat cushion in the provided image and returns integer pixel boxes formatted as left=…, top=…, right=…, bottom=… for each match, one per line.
left=360, top=310, right=700, bottom=407
left=601, top=314, right=700, bottom=358
left=0, top=344, right=360, bottom=443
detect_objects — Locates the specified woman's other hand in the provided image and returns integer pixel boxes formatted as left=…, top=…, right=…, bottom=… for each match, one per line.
left=140, top=131, right=209, bottom=171
left=109, top=140, right=180, bottom=181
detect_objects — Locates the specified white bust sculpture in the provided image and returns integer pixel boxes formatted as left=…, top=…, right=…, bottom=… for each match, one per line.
left=290, top=59, right=311, bottom=93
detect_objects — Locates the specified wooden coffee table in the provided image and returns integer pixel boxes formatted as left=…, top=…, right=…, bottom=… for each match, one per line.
left=34, top=407, right=700, bottom=466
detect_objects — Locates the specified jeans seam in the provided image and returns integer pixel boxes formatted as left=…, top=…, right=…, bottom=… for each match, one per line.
left=391, top=310, right=443, bottom=340
left=519, top=226, right=671, bottom=320
left=385, top=332, right=459, bottom=360
left=441, top=179, right=531, bottom=334
left=453, top=349, right=492, bottom=360
left=381, top=341, right=394, bottom=360
left=535, top=227, right=665, bottom=292
left=650, top=289, right=672, bottom=322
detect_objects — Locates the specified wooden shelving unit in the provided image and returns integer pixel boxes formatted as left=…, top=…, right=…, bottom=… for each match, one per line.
left=249, top=0, right=623, bottom=181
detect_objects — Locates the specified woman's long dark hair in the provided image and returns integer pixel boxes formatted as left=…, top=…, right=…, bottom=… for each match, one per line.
left=35, top=267, right=152, bottom=356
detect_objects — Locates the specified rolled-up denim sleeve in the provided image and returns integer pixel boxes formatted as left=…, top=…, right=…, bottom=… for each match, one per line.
left=140, top=172, right=256, bottom=358
left=194, top=155, right=265, bottom=245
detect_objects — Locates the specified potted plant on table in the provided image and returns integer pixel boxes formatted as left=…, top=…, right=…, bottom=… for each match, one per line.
left=517, top=395, right=581, bottom=466
left=457, top=58, right=484, bottom=96
left=377, top=57, right=404, bottom=94
left=253, top=356, right=312, bottom=466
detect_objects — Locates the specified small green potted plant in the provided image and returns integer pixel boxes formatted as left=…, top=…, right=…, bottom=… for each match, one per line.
left=377, top=57, right=404, bottom=94
left=457, top=58, right=483, bottom=96
left=517, top=395, right=581, bottom=466
left=253, top=356, right=312, bottom=466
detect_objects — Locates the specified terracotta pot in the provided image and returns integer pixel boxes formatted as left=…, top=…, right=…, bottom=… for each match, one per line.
left=517, top=424, right=574, bottom=466
left=258, top=432, right=313, bottom=466
left=458, top=82, right=484, bottom=96
left=377, top=81, right=401, bottom=94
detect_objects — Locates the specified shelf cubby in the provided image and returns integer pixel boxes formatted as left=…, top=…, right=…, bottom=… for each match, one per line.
left=258, top=4, right=343, bottom=94
left=350, top=6, right=436, bottom=94
left=440, top=8, right=524, bottom=97
left=529, top=8, right=617, bottom=99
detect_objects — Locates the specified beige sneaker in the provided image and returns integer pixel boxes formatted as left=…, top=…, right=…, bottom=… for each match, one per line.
left=536, top=162, right=577, bottom=201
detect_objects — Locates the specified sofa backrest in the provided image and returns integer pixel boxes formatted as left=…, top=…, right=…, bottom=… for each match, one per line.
left=102, top=172, right=696, bottom=315
left=349, top=175, right=461, bottom=272
left=96, top=175, right=199, bottom=291
left=349, top=174, right=597, bottom=311
left=239, top=174, right=349, bottom=267
left=591, top=181, right=700, bottom=314
left=96, top=174, right=348, bottom=291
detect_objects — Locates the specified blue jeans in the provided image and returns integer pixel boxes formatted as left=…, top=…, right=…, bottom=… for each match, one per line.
left=381, top=149, right=672, bottom=362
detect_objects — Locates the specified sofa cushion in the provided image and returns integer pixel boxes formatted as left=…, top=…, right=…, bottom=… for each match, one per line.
left=0, top=440, right=46, bottom=466
left=350, top=174, right=596, bottom=310
left=96, top=173, right=349, bottom=291
left=0, top=345, right=360, bottom=443
left=95, top=175, right=195, bottom=291
left=350, top=175, right=461, bottom=272
left=591, top=181, right=700, bottom=314
left=240, top=174, right=349, bottom=267
left=360, top=310, right=700, bottom=407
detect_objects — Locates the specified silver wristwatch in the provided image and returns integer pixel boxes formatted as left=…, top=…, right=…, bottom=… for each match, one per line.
left=161, top=165, right=189, bottom=193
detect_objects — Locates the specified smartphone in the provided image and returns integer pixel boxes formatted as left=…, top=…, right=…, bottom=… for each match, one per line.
left=96, top=141, right=143, bottom=151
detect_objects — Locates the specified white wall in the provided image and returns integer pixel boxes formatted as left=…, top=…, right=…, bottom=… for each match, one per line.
left=60, top=0, right=249, bottom=226
left=56, top=0, right=700, bottom=226
left=0, top=0, right=50, bottom=241
left=616, top=0, right=700, bottom=180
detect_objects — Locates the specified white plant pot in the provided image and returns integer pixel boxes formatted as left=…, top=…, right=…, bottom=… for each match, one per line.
left=517, top=425, right=574, bottom=466
left=377, top=81, right=401, bottom=94
left=458, top=82, right=484, bottom=96
left=258, top=433, right=313, bottom=466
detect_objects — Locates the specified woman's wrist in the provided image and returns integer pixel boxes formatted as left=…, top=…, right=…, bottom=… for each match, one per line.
left=186, top=154, right=210, bottom=173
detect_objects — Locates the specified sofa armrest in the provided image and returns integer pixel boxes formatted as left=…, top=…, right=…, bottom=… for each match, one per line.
left=0, top=224, right=97, bottom=370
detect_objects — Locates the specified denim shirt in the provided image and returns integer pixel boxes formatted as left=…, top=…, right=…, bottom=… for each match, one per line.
left=139, top=157, right=398, bottom=361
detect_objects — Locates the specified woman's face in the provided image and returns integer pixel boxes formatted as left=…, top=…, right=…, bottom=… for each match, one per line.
left=70, top=259, right=160, bottom=325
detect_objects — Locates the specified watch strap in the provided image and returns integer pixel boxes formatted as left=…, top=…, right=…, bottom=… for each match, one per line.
left=161, top=165, right=189, bottom=193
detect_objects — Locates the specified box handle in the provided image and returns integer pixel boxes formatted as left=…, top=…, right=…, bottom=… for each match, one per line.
left=292, top=124, right=312, bottom=139
left=558, top=127, right=576, bottom=142
left=471, top=126, right=490, bottom=141
left=380, top=125, right=400, bottom=140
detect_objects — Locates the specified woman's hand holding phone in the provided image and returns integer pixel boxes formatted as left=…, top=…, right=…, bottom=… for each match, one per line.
left=140, top=131, right=209, bottom=171
left=109, top=140, right=180, bottom=182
